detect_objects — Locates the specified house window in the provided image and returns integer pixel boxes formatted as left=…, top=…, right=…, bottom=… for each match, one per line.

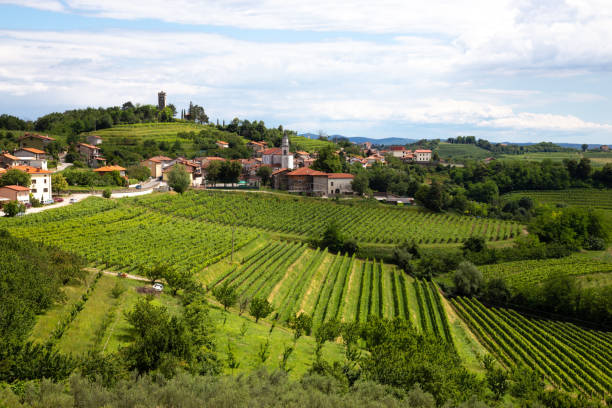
left=32, top=189, right=37, bottom=193
left=44, top=188, right=48, bottom=192
left=32, top=179, right=36, bottom=184
left=44, top=178, right=47, bottom=183
left=331, top=182, right=334, bottom=186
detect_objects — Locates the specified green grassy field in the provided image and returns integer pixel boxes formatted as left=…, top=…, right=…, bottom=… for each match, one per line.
left=28, top=272, right=345, bottom=378
left=436, top=142, right=492, bottom=161
left=289, top=135, right=336, bottom=152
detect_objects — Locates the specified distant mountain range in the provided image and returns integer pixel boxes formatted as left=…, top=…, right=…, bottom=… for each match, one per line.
left=299, top=133, right=606, bottom=149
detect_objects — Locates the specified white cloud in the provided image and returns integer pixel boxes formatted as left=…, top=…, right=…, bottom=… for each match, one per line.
left=0, top=24, right=611, bottom=139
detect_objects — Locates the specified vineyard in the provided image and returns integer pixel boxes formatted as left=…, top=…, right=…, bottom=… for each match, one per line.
left=0, top=198, right=257, bottom=274
left=84, top=122, right=210, bottom=144
left=480, top=253, right=612, bottom=290
left=503, top=189, right=612, bottom=210
left=202, top=240, right=454, bottom=345
left=131, top=191, right=522, bottom=244
left=452, top=297, right=612, bottom=398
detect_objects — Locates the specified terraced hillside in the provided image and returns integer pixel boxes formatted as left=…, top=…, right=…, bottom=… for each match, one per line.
left=436, top=142, right=491, bottom=161
left=133, top=191, right=522, bottom=244
left=452, top=297, right=612, bottom=399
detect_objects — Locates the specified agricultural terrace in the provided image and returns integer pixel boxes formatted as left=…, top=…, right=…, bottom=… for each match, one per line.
left=29, top=272, right=345, bottom=378
left=503, top=189, right=612, bottom=211
left=452, top=297, right=612, bottom=399
left=132, top=191, right=522, bottom=244
left=289, top=135, right=336, bottom=152
left=480, top=252, right=612, bottom=291
left=0, top=197, right=257, bottom=274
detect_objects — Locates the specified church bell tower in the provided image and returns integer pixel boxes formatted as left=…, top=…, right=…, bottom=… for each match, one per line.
left=281, top=134, right=294, bottom=169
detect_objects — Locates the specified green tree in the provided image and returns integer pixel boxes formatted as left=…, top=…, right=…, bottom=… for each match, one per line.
left=581, top=143, right=588, bottom=152
left=205, top=161, right=222, bottom=186
left=256, top=165, right=272, bottom=186
left=453, top=261, right=483, bottom=297
left=164, top=268, right=193, bottom=295
left=127, top=165, right=151, bottom=182
left=249, top=297, right=273, bottom=323
left=351, top=172, right=370, bottom=195
left=288, top=313, right=312, bottom=340
left=0, top=169, right=30, bottom=187
left=102, top=188, right=112, bottom=198
left=212, top=282, right=238, bottom=311
left=51, top=173, right=68, bottom=194
left=312, top=145, right=342, bottom=173
left=144, top=263, right=167, bottom=284
left=168, top=164, right=191, bottom=193
left=3, top=200, right=25, bottom=217
left=220, top=160, right=242, bottom=184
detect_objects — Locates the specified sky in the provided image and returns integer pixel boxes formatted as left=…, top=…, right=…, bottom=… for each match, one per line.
left=0, top=1, right=611, bottom=144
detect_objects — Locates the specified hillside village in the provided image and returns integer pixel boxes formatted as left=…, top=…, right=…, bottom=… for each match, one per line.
left=0, top=105, right=434, bottom=209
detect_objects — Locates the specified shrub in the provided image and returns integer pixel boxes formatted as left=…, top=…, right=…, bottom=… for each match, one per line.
left=102, top=188, right=112, bottom=199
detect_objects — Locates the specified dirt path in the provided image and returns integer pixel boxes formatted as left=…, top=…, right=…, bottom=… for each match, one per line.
left=85, top=267, right=149, bottom=282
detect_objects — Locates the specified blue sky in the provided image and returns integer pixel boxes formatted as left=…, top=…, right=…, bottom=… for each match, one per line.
left=1, top=1, right=611, bottom=144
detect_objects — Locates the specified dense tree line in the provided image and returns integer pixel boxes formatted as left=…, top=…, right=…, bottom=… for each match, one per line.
left=33, top=102, right=177, bottom=137
left=446, top=136, right=575, bottom=154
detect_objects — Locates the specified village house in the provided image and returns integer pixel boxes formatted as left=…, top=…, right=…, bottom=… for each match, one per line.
left=414, top=149, right=432, bottom=162
left=0, top=185, right=30, bottom=205
left=13, top=147, right=48, bottom=169
left=365, top=154, right=385, bottom=166
left=11, top=165, right=53, bottom=203
left=0, top=152, right=21, bottom=168
left=261, top=135, right=294, bottom=169
left=247, top=141, right=266, bottom=156
left=270, top=168, right=290, bottom=190
left=93, top=165, right=127, bottom=178
left=19, top=133, right=56, bottom=150
left=77, top=143, right=106, bottom=167
left=282, top=167, right=354, bottom=195
left=140, top=155, right=173, bottom=179
left=389, top=146, right=414, bottom=160
left=216, top=140, right=229, bottom=149
left=86, top=135, right=103, bottom=146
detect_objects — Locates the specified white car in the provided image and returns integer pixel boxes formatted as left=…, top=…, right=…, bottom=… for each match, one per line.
left=69, top=198, right=77, bottom=203
left=152, top=283, right=164, bottom=292
left=43, top=199, right=54, bottom=205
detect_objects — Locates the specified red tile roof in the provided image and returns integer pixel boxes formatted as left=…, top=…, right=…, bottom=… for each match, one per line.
left=248, top=141, right=265, bottom=146
left=2, top=153, right=19, bottom=161
left=271, top=167, right=288, bottom=176
left=1, top=185, right=30, bottom=191
left=414, top=149, right=432, bottom=153
left=327, top=173, right=354, bottom=179
left=287, top=167, right=328, bottom=177
left=262, top=148, right=282, bottom=155
left=19, top=133, right=55, bottom=141
left=93, top=165, right=126, bottom=172
left=20, top=147, right=46, bottom=154
left=11, top=165, right=53, bottom=174
left=149, top=155, right=173, bottom=162
left=216, top=140, right=229, bottom=145
left=78, top=142, right=99, bottom=150
left=390, top=146, right=406, bottom=151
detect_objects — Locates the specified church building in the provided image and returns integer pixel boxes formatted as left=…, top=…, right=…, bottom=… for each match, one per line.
left=261, top=134, right=294, bottom=169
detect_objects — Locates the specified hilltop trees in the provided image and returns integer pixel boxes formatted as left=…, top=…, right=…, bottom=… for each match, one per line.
left=0, top=169, right=30, bottom=187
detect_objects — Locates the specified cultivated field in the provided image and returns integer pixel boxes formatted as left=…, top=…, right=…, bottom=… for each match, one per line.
left=480, top=252, right=612, bottom=290
left=133, top=191, right=522, bottom=244
left=452, top=297, right=612, bottom=399
left=84, top=122, right=210, bottom=144
left=503, top=189, right=612, bottom=211
left=500, top=151, right=612, bottom=167
left=0, top=198, right=257, bottom=274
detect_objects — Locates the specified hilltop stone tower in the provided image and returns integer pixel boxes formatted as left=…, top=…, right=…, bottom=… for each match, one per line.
left=158, top=91, right=166, bottom=110
left=281, top=133, right=294, bottom=169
